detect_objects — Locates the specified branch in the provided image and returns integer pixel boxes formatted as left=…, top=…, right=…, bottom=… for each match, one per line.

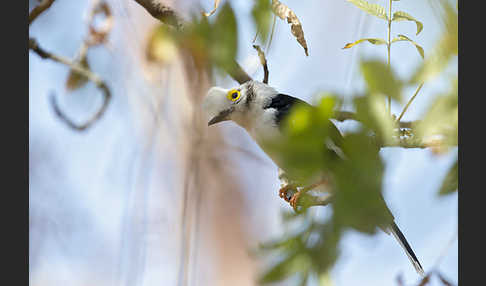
left=253, top=45, right=269, bottom=84
left=29, top=38, right=111, bottom=131
left=29, top=0, right=56, bottom=26
left=132, top=0, right=252, bottom=84
left=134, top=0, right=184, bottom=29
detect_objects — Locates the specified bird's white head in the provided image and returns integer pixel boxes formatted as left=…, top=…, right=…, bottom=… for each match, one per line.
left=201, top=80, right=278, bottom=129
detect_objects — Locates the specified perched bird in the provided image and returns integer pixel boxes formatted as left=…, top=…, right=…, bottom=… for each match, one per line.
left=202, top=80, right=424, bottom=276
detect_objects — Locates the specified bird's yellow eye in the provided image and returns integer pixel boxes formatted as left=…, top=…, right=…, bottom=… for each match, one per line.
left=227, top=89, right=241, bottom=102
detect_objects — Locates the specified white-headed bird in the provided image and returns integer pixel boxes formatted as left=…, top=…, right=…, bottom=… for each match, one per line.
left=202, top=80, right=424, bottom=276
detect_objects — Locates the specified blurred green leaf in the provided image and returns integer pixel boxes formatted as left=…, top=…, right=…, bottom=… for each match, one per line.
left=262, top=98, right=342, bottom=183
left=354, top=94, right=398, bottom=145
left=439, top=159, right=458, bottom=195
left=332, top=132, right=393, bottom=233
left=346, top=0, right=388, bottom=21
left=415, top=79, right=457, bottom=149
left=211, top=3, right=238, bottom=71
left=342, top=38, right=387, bottom=49
left=252, top=0, right=273, bottom=42
left=411, top=1, right=457, bottom=83
left=391, top=34, right=424, bottom=59
left=146, top=25, right=178, bottom=64
left=259, top=252, right=311, bottom=284
left=319, top=271, right=335, bottom=286
left=360, top=60, right=403, bottom=101
left=392, top=11, right=424, bottom=35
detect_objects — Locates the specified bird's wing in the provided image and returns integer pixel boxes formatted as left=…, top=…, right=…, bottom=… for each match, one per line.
left=265, top=93, right=344, bottom=158
left=265, top=93, right=311, bottom=126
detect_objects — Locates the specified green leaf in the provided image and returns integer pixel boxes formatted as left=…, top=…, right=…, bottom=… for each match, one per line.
left=211, top=3, right=238, bottom=71
left=415, top=79, right=457, bottom=149
left=439, top=159, right=458, bottom=195
left=391, top=34, right=424, bottom=59
left=392, top=11, right=423, bottom=35
left=342, top=38, right=387, bottom=49
left=259, top=253, right=311, bottom=284
left=252, top=0, right=273, bottom=42
left=354, top=94, right=398, bottom=145
left=360, top=59, right=403, bottom=101
left=333, top=131, right=392, bottom=233
left=346, top=0, right=388, bottom=21
left=410, top=2, right=457, bottom=83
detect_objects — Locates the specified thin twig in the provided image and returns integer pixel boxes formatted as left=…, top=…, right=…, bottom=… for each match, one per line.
left=253, top=45, right=269, bottom=84
left=252, top=29, right=259, bottom=43
left=265, top=14, right=277, bottom=53
left=29, top=0, right=56, bottom=26
left=397, top=82, right=424, bottom=122
left=29, top=38, right=111, bottom=131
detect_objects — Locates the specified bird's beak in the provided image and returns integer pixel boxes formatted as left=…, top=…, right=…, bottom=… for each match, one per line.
left=208, top=108, right=233, bottom=126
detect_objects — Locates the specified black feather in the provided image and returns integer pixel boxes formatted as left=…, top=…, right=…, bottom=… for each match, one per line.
left=264, top=93, right=310, bottom=126
left=390, top=221, right=424, bottom=275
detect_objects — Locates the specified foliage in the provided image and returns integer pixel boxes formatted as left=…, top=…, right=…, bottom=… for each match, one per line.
left=143, top=0, right=458, bottom=284
left=255, top=1, right=458, bottom=285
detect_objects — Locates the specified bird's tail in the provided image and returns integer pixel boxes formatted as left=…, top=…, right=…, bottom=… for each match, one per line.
left=388, top=221, right=425, bottom=276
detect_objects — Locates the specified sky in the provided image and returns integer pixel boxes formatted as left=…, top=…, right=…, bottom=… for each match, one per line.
left=29, top=0, right=457, bottom=285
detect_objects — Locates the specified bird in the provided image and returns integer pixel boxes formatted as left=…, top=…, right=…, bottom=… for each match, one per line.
left=201, top=80, right=425, bottom=276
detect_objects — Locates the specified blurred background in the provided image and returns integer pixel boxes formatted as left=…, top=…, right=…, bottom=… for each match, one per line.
left=29, top=0, right=457, bottom=285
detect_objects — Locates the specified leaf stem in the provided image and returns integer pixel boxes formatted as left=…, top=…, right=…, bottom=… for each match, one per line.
left=396, top=82, right=424, bottom=122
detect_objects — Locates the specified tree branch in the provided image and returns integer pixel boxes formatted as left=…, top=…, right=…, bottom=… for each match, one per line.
left=29, top=38, right=111, bottom=131
left=253, top=45, right=269, bottom=84
left=29, top=0, right=56, bottom=26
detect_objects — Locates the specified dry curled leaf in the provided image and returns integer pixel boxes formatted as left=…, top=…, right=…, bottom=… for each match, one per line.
left=203, top=0, right=221, bottom=17
left=391, top=34, right=424, bottom=59
left=87, top=1, right=113, bottom=45
left=66, top=56, right=90, bottom=91
left=343, top=38, right=387, bottom=49
left=271, top=0, right=308, bottom=56
left=392, top=11, right=423, bottom=35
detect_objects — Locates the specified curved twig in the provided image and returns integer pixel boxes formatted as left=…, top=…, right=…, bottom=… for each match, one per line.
left=253, top=45, right=269, bottom=84
left=29, top=38, right=111, bottom=131
left=29, top=0, right=56, bottom=26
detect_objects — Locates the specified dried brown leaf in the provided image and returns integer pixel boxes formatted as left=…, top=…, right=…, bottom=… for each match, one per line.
left=343, top=38, right=387, bottom=49
left=66, top=56, right=90, bottom=91
left=87, top=2, right=113, bottom=45
left=271, top=0, right=308, bottom=56
left=417, top=274, right=431, bottom=286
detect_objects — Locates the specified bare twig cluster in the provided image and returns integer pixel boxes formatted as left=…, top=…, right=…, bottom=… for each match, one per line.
left=29, top=0, right=112, bottom=131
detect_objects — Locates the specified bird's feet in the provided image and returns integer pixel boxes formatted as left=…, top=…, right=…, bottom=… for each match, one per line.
left=289, top=189, right=305, bottom=211
left=278, top=183, right=297, bottom=202
left=279, top=179, right=329, bottom=212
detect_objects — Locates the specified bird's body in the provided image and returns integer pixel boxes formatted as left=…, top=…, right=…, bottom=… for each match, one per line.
left=202, top=80, right=424, bottom=276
